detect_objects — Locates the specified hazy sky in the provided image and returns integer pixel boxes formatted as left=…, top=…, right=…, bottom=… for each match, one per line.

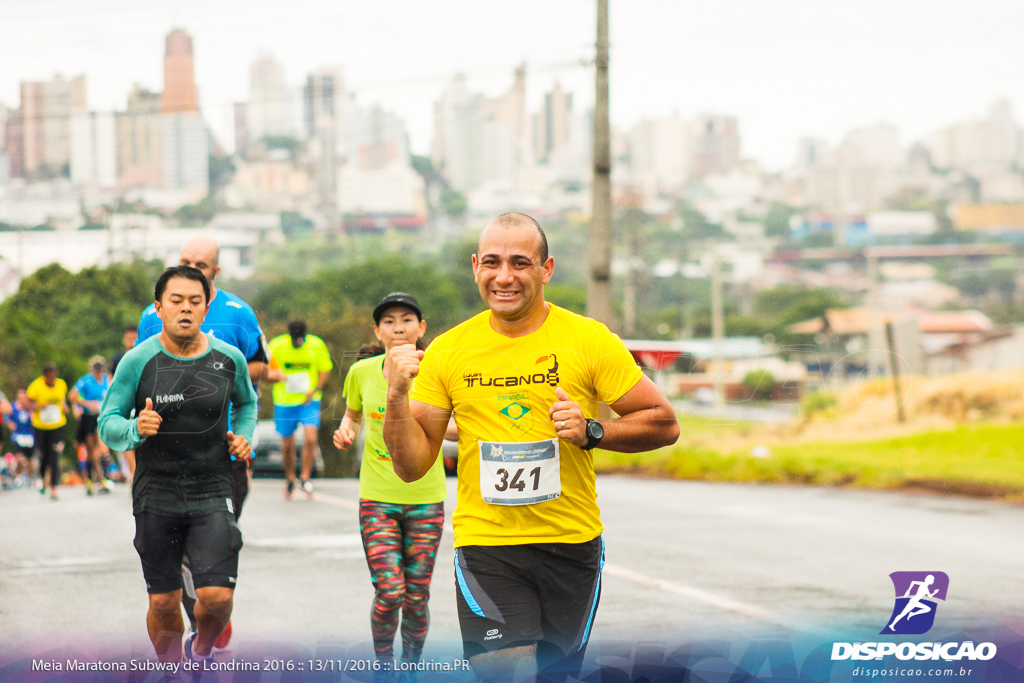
left=3, top=0, right=1023, bottom=170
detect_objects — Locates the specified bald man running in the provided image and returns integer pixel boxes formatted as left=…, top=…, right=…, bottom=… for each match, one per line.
left=384, top=212, right=680, bottom=682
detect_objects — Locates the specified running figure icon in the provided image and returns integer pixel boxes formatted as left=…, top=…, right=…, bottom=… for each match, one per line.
left=881, top=571, right=949, bottom=635
left=888, top=574, right=938, bottom=630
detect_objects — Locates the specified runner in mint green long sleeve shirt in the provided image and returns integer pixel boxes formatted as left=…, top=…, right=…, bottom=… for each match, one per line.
left=98, top=266, right=256, bottom=664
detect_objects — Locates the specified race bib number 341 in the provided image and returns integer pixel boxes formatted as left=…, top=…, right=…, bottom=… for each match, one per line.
left=479, top=439, right=560, bottom=506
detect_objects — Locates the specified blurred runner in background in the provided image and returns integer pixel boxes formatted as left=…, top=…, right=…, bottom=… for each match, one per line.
left=5, top=390, right=36, bottom=488
left=26, top=362, right=70, bottom=501
left=69, top=355, right=112, bottom=495
left=269, top=320, right=332, bottom=499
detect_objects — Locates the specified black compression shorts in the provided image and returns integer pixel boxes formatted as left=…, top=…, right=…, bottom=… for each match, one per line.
left=455, top=536, right=604, bottom=678
left=133, top=508, right=243, bottom=594
left=76, top=414, right=99, bottom=442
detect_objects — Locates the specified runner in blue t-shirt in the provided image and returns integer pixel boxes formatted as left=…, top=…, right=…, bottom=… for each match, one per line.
left=4, top=390, right=36, bottom=487
left=134, top=235, right=278, bottom=653
left=69, top=356, right=112, bottom=495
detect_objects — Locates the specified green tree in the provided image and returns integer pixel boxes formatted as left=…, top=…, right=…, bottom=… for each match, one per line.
left=0, top=260, right=163, bottom=392
left=544, top=284, right=587, bottom=314
left=763, top=202, right=798, bottom=239
left=281, top=211, right=314, bottom=237
left=956, top=273, right=988, bottom=298
left=753, top=286, right=848, bottom=327
left=176, top=196, right=219, bottom=225
left=742, top=369, right=776, bottom=401
left=676, top=201, right=729, bottom=241
left=209, top=154, right=236, bottom=190
left=411, top=155, right=448, bottom=188
left=262, top=136, right=303, bottom=156
left=440, top=189, right=467, bottom=219
left=798, top=231, right=836, bottom=248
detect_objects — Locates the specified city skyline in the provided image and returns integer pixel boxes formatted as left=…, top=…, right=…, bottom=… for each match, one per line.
left=4, top=0, right=1024, bottom=170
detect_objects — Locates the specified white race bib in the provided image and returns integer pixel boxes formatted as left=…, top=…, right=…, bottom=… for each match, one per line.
left=14, top=434, right=34, bottom=448
left=39, top=405, right=61, bottom=426
left=285, top=372, right=311, bottom=394
left=479, top=439, right=561, bottom=506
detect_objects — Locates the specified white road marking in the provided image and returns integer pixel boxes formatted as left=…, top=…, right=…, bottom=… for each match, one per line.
left=10, top=556, right=122, bottom=569
left=307, top=491, right=456, bottom=533
left=306, top=491, right=359, bottom=510
left=603, top=563, right=779, bottom=622
left=248, top=533, right=362, bottom=549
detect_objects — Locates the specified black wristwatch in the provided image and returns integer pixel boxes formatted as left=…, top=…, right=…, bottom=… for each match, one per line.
left=582, top=419, right=605, bottom=450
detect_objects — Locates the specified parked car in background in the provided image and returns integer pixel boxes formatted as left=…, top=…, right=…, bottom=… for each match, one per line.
left=250, top=419, right=324, bottom=478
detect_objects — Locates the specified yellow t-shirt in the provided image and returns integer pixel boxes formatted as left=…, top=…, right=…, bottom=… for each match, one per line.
left=26, top=376, right=68, bottom=429
left=410, top=304, right=644, bottom=547
left=268, top=334, right=333, bottom=406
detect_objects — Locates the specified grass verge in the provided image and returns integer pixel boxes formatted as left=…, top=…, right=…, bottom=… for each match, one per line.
left=593, top=416, right=1024, bottom=502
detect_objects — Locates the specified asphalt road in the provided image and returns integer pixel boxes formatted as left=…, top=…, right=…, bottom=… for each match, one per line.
left=1, top=475, right=1021, bottom=669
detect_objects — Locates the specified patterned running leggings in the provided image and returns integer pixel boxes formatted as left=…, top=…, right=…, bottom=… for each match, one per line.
left=359, top=499, right=444, bottom=662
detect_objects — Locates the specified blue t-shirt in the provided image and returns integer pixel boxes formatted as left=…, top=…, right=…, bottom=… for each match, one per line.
left=74, top=373, right=111, bottom=415
left=11, top=406, right=33, bottom=438
left=138, top=288, right=267, bottom=368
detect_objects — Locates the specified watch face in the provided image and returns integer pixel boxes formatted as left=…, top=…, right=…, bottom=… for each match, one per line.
left=588, top=420, right=604, bottom=440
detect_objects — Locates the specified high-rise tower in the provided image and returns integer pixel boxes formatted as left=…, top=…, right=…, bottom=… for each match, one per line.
left=161, top=29, right=198, bottom=114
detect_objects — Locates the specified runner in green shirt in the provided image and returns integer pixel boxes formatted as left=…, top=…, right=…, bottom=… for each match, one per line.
left=333, top=293, right=448, bottom=677
left=268, top=321, right=333, bottom=499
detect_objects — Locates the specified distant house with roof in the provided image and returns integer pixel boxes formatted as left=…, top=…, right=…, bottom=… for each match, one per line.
left=790, top=308, right=1024, bottom=376
left=622, top=337, right=806, bottom=400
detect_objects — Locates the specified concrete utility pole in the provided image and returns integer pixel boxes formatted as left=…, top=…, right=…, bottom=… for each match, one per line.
left=588, top=0, right=614, bottom=327
left=711, top=251, right=726, bottom=412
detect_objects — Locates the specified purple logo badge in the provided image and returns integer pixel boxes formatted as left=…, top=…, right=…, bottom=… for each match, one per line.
left=880, top=571, right=949, bottom=635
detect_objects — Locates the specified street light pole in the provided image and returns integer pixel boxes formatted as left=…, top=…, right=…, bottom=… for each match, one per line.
left=588, top=0, right=614, bottom=328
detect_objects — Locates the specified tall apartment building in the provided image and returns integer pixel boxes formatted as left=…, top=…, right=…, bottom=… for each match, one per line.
left=162, top=29, right=198, bottom=115
left=929, top=99, right=1022, bottom=170
left=160, top=29, right=208, bottom=193
left=432, top=74, right=484, bottom=194
left=533, top=82, right=573, bottom=163
left=19, top=74, right=87, bottom=177
left=338, top=103, right=423, bottom=216
left=304, top=66, right=348, bottom=203
left=349, top=104, right=407, bottom=170
left=4, top=109, right=24, bottom=179
left=0, top=104, right=12, bottom=183
left=803, top=123, right=904, bottom=212
left=0, top=103, right=9, bottom=153
left=70, top=111, right=117, bottom=187
left=247, top=52, right=298, bottom=149
left=628, top=115, right=690, bottom=196
left=234, top=102, right=249, bottom=158
left=477, top=64, right=532, bottom=188
left=689, top=114, right=740, bottom=179
left=117, top=85, right=163, bottom=188
left=163, top=114, right=208, bottom=191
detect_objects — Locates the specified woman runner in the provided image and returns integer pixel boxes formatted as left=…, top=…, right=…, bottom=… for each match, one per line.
left=333, top=293, right=449, bottom=681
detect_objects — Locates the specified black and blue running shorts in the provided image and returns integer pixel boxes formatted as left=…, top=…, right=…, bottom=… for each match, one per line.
left=455, top=536, right=604, bottom=676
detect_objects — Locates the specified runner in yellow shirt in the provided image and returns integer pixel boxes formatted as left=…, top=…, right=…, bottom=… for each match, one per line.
left=268, top=321, right=333, bottom=499
left=383, top=213, right=680, bottom=681
left=25, top=362, right=71, bottom=500
left=333, top=292, right=448, bottom=678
